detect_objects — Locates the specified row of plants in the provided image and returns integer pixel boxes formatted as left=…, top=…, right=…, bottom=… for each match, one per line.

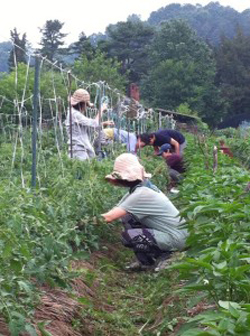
left=166, top=134, right=250, bottom=335
left=0, top=124, right=249, bottom=335
left=72, top=132, right=249, bottom=336
left=0, top=130, right=170, bottom=335
left=215, top=127, right=250, bottom=169
left=0, top=141, right=120, bottom=334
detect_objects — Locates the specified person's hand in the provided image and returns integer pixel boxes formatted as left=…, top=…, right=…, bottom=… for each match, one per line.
left=103, top=120, right=114, bottom=126
left=107, top=120, right=114, bottom=126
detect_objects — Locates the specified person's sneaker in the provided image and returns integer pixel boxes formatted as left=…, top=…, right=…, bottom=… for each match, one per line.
left=154, top=252, right=173, bottom=272
left=170, top=187, right=180, bottom=194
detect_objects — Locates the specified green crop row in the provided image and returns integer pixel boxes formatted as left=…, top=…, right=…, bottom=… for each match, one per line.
left=168, top=134, right=250, bottom=335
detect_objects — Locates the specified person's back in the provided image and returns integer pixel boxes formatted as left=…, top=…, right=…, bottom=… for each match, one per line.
left=118, top=185, right=187, bottom=251
left=65, top=106, right=98, bottom=159
left=113, top=128, right=137, bottom=153
left=166, top=153, right=186, bottom=174
left=154, top=129, right=185, bottom=146
left=136, top=129, right=186, bottom=156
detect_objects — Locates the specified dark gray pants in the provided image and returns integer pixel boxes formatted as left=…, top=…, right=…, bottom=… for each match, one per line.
left=121, top=214, right=164, bottom=265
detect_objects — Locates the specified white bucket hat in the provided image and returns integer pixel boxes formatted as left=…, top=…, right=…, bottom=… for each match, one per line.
left=70, top=89, right=94, bottom=107
left=105, top=153, right=151, bottom=182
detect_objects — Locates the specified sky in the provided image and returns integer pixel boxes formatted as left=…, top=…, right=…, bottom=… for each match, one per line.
left=1, top=0, right=249, bottom=47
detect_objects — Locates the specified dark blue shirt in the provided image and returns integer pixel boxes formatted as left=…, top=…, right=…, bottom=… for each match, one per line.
left=153, top=130, right=185, bottom=146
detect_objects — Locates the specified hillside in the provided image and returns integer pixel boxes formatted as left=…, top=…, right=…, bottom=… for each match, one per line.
left=147, top=1, right=250, bottom=45
left=0, top=42, right=11, bottom=72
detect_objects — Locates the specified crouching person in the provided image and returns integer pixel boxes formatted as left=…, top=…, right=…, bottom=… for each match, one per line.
left=157, top=143, right=186, bottom=193
left=101, top=153, right=188, bottom=271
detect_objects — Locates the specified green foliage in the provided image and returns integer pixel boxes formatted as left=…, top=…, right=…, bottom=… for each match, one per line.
left=8, top=28, right=28, bottom=71
left=163, top=133, right=250, bottom=334
left=147, top=2, right=250, bottom=45
left=0, top=126, right=249, bottom=334
left=39, top=20, right=67, bottom=62
left=178, top=302, right=250, bottom=335
left=177, top=103, right=198, bottom=117
left=100, top=17, right=155, bottom=83
left=142, top=20, right=225, bottom=125
left=72, top=52, right=127, bottom=93
left=215, top=28, right=250, bottom=118
left=228, top=137, right=250, bottom=169
left=214, top=127, right=239, bottom=139
left=0, top=63, right=68, bottom=117
left=68, top=32, right=95, bottom=60
left=0, top=63, right=34, bottom=115
left=0, top=141, right=124, bottom=334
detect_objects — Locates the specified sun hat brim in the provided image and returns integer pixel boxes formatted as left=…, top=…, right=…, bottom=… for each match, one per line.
left=105, top=171, right=151, bottom=181
left=70, top=89, right=94, bottom=107
left=71, top=97, right=94, bottom=107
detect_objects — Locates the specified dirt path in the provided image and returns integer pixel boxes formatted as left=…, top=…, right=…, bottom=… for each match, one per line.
left=0, top=243, right=188, bottom=336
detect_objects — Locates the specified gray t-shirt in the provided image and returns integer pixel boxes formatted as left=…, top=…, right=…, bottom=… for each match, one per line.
left=118, top=186, right=188, bottom=250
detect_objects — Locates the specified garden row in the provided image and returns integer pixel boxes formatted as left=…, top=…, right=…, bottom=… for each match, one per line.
left=0, top=136, right=169, bottom=335
left=169, top=132, right=250, bottom=335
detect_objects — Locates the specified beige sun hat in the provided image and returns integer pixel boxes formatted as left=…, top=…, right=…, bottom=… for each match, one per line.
left=70, top=89, right=94, bottom=107
left=105, top=153, right=151, bottom=182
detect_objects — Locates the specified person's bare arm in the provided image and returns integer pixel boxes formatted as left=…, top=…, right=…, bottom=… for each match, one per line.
left=170, top=138, right=180, bottom=155
left=101, top=207, right=127, bottom=223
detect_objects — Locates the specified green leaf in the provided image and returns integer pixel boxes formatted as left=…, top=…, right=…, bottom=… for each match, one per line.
left=213, top=261, right=227, bottom=270
left=186, top=258, right=213, bottom=271
left=37, top=322, right=53, bottom=336
left=25, top=324, right=38, bottom=336
left=18, top=281, right=32, bottom=294
left=218, top=300, right=240, bottom=310
left=2, top=243, right=13, bottom=258
left=10, top=259, right=22, bottom=273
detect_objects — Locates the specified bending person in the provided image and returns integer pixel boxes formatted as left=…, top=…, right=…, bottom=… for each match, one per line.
left=157, top=143, right=187, bottom=193
left=137, top=129, right=186, bottom=156
left=65, top=88, right=111, bottom=160
left=103, top=128, right=137, bottom=154
left=102, top=153, right=188, bottom=271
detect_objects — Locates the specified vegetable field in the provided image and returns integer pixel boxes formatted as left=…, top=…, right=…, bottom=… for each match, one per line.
left=0, top=127, right=249, bottom=335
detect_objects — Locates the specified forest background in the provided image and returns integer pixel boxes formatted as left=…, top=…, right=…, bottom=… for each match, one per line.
left=0, top=1, right=250, bottom=127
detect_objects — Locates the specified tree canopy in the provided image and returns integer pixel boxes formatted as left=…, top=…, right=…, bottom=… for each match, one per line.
left=141, top=20, right=225, bottom=125
left=39, top=20, right=67, bottom=62
left=8, top=28, right=28, bottom=71
left=215, top=28, right=250, bottom=118
left=148, top=2, right=250, bottom=45
left=99, top=16, right=155, bottom=84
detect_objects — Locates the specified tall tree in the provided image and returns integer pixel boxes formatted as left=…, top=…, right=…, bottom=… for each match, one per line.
left=99, top=16, right=155, bottom=84
left=72, top=52, right=127, bottom=93
left=215, top=27, right=250, bottom=118
left=39, top=20, right=67, bottom=62
left=68, top=32, right=94, bottom=60
left=142, top=20, right=225, bottom=126
left=8, top=28, right=27, bottom=71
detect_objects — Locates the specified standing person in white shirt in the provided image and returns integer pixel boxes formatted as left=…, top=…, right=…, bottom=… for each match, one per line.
left=65, top=89, right=111, bottom=161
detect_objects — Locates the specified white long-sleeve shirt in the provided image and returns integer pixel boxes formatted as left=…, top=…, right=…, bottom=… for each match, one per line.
left=65, top=108, right=99, bottom=158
